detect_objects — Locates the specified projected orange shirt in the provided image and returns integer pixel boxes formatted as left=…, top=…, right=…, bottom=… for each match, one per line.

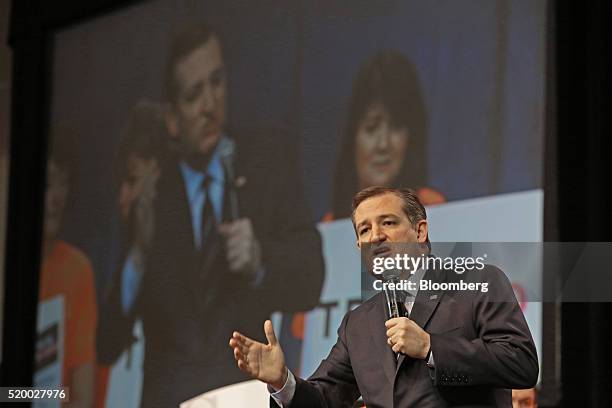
left=38, top=240, right=97, bottom=386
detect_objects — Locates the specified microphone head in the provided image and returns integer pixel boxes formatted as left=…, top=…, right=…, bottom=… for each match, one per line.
left=218, top=136, right=240, bottom=220
left=218, top=136, right=237, bottom=185
left=381, top=268, right=402, bottom=282
left=218, top=136, right=236, bottom=163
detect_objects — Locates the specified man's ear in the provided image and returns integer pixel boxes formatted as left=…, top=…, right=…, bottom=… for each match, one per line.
left=165, top=105, right=179, bottom=139
left=416, top=220, right=428, bottom=244
left=353, top=225, right=362, bottom=249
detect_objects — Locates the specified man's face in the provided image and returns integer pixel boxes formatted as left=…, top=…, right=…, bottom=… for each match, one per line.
left=512, top=388, right=537, bottom=408
left=354, top=192, right=427, bottom=249
left=44, top=160, right=69, bottom=243
left=354, top=193, right=427, bottom=277
left=118, top=156, right=159, bottom=220
left=355, top=103, right=409, bottom=189
left=167, top=36, right=227, bottom=157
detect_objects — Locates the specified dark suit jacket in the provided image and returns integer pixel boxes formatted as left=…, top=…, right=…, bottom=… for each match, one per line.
left=98, top=127, right=324, bottom=407
left=277, top=265, right=538, bottom=408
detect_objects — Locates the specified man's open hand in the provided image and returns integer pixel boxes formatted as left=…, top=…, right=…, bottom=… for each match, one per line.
left=229, top=320, right=288, bottom=390
left=385, top=317, right=430, bottom=359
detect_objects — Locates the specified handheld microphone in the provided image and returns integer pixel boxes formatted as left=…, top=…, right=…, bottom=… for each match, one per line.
left=217, top=137, right=240, bottom=221
left=381, top=269, right=407, bottom=319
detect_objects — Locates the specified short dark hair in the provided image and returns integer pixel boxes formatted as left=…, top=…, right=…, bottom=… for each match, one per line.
left=164, top=22, right=223, bottom=104
left=346, top=51, right=427, bottom=149
left=115, top=100, right=166, bottom=184
left=351, top=186, right=430, bottom=249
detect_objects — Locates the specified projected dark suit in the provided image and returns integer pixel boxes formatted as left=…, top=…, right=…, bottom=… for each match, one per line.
left=276, top=265, right=538, bottom=408
left=99, top=128, right=324, bottom=407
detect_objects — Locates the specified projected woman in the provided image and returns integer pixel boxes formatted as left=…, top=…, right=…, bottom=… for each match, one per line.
left=328, top=51, right=445, bottom=220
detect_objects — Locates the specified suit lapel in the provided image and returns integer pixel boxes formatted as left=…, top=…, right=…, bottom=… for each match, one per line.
left=409, top=268, right=445, bottom=328
left=198, top=176, right=235, bottom=283
left=368, top=295, right=397, bottom=385
left=164, top=158, right=197, bottom=249
left=164, top=156, right=224, bottom=309
left=396, top=268, right=445, bottom=373
left=195, top=143, right=250, bottom=310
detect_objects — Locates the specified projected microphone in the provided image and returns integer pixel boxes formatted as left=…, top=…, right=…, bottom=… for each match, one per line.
left=218, top=136, right=240, bottom=221
left=381, top=269, right=407, bottom=319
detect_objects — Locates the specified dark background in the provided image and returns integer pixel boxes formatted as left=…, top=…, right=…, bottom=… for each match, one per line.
left=2, top=0, right=611, bottom=407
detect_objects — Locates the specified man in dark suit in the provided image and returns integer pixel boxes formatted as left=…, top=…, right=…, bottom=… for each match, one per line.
left=97, top=23, right=324, bottom=407
left=229, top=186, right=538, bottom=407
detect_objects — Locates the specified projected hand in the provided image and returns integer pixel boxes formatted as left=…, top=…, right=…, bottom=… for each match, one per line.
left=219, top=218, right=262, bottom=276
left=229, top=320, right=288, bottom=390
